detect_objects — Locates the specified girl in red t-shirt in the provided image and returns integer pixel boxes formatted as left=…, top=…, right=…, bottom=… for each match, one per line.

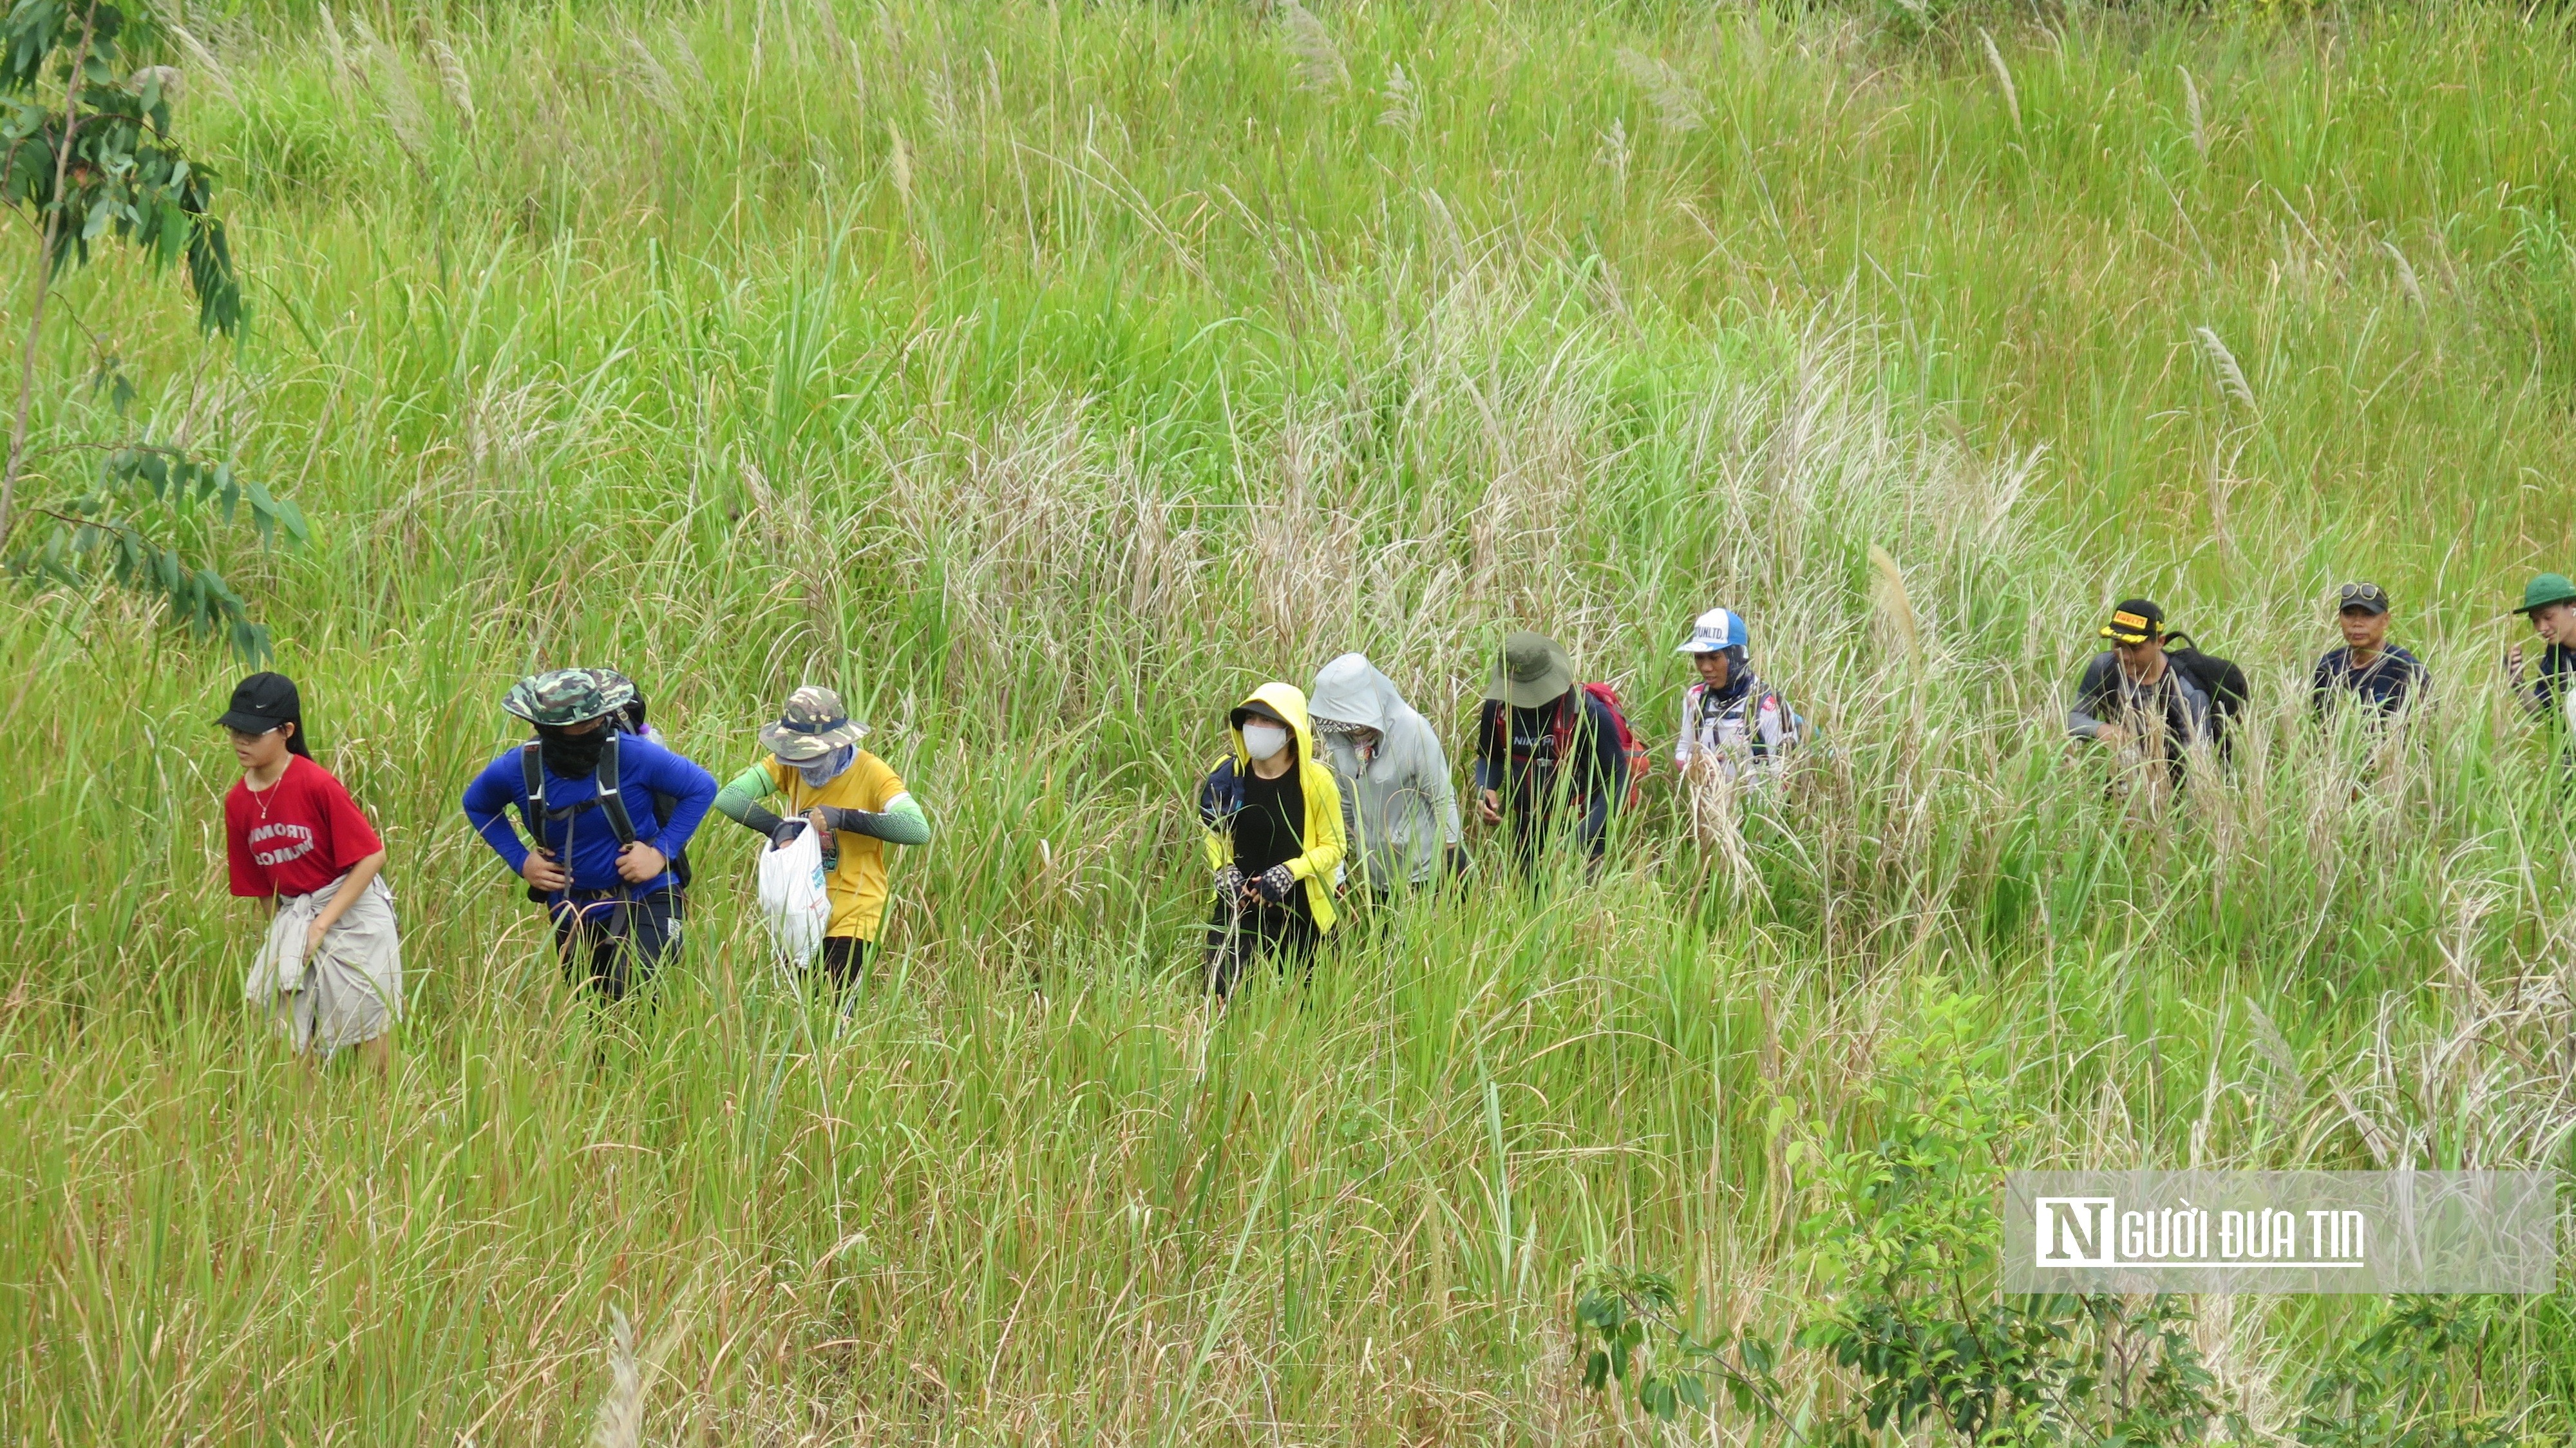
left=219, top=672, right=401, bottom=1072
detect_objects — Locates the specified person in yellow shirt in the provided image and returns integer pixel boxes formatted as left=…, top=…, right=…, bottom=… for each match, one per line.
left=1197, top=682, right=1345, bottom=998
left=713, top=686, right=929, bottom=985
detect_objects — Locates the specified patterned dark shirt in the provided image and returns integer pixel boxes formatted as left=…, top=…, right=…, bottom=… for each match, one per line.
left=2310, top=645, right=2427, bottom=718
left=2524, top=643, right=2576, bottom=724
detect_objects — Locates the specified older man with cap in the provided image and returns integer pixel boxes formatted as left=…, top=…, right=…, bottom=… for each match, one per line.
left=2506, top=573, right=2576, bottom=728
left=712, top=685, right=930, bottom=988
left=1672, top=607, right=1804, bottom=786
left=462, top=667, right=719, bottom=1002
left=2068, top=598, right=2213, bottom=783
left=2309, top=582, right=2427, bottom=721
left=1470, top=630, right=1630, bottom=873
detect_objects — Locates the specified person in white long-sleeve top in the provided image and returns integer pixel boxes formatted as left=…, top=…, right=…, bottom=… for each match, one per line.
left=1672, top=609, right=1804, bottom=787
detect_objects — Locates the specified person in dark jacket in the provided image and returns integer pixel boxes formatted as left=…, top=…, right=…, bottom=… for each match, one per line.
left=2311, top=582, right=2427, bottom=722
left=462, top=668, right=717, bottom=1002
left=1470, top=630, right=1628, bottom=873
left=2506, top=573, right=2576, bottom=729
left=2068, top=599, right=2211, bottom=785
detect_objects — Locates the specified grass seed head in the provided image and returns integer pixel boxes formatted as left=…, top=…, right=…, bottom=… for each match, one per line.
left=1279, top=1, right=1348, bottom=93
left=1616, top=47, right=1705, bottom=134
left=1981, top=29, right=2022, bottom=133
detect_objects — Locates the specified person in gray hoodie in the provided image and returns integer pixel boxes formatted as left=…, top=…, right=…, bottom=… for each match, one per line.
left=1306, top=653, right=1466, bottom=898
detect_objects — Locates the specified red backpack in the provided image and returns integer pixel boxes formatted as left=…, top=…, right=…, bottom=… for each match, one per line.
left=1549, top=681, right=1651, bottom=809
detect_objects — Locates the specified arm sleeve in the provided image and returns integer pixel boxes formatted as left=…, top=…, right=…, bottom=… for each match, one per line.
left=2067, top=658, right=2111, bottom=739
left=1199, top=761, right=1233, bottom=874
left=1470, top=702, right=1502, bottom=792
left=1287, top=768, right=1347, bottom=884
left=1578, top=791, right=1611, bottom=858
left=641, top=750, right=718, bottom=853
left=714, top=762, right=783, bottom=834
left=2522, top=655, right=2554, bottom=718
left=225, top=800, right=269, bottom=898
left=1419, top=724, right=1463, bottom=845
left=317, top=771, right=386, bottom=872
left=824, top=791, right=931, bottom=846
left=1674, top=691, right=1696, bottom=766
left=460, top=757, right=534, bottom=876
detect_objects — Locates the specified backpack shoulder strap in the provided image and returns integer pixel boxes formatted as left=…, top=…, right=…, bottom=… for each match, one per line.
left=594, top=732, right=638, bottom=848
left=517, top=741, right=547, bottom=839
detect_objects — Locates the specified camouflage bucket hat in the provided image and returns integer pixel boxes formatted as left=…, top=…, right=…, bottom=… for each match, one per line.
left=502, top=667, right=637, bottom=727
left=758, top=685, right=869, bottom=762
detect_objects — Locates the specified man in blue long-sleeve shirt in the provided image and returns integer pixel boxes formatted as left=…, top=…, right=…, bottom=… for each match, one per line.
left=462, top=668, right=717, bottom=1001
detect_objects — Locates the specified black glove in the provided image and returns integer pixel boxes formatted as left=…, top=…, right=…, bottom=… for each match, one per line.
left=1253, top=863, right=1299, bottom=903
left=770, top=818, right=809, bottom=848
left=1213, top=864, right=1245, bottom=901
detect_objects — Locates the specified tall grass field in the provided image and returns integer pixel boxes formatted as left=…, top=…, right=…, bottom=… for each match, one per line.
left=6, top=0, right=2576, bottom=1441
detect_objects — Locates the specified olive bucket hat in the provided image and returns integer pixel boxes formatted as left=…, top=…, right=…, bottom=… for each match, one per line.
left=758, top=685, right=870, bottom=763
left=502, top=667, right=636, bottom=727
left=1482, top=631, right=1577, bottom=709
left=2514, top=573, right=2576, bottom=615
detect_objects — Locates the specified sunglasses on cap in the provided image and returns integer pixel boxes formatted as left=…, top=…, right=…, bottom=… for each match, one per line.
left=2337, top=583, right=2385, bottom=605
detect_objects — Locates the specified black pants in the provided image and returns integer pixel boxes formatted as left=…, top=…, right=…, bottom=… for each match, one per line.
left=818, top=937, right=873, bottom=989
left=1202, top=897, right=1319, bottom=998
left=551, top=888, right=681, bottom=1003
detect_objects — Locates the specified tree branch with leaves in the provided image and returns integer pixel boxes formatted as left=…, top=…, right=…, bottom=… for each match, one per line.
left=0, top=0, right=295, bottom=662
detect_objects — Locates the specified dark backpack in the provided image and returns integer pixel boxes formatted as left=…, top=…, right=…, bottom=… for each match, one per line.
left=2163, top=633, right=2249, bottom=748
left=516, top=733, right=693, bottom=897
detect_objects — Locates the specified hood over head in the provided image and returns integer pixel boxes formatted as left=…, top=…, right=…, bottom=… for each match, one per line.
left=1226, top=681, right=1314, bottom=764
left=1307, top=653, right=1405, bottom=734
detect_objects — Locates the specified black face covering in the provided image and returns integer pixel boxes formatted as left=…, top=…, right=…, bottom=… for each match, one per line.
left=537, top=723, right=608, bottom=778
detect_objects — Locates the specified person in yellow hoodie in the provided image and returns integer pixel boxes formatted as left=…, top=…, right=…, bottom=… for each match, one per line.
left=713, top=685, right=930, bottom=987
left=1197, top=682, right=1347, bottom=998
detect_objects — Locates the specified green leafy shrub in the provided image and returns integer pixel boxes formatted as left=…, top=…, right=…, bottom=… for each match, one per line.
left=1582, top=990, right=2233, bottom=1446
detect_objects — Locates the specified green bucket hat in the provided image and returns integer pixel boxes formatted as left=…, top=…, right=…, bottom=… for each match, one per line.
left=1482, top=630, right=1577, bottom=709
left=2514, top=573, right=2576, bottom=615
left=502, top=667, right=636, bottom=727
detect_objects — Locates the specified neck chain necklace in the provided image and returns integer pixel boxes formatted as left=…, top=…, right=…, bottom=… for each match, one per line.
left=249, top=757, right=290, bottom=822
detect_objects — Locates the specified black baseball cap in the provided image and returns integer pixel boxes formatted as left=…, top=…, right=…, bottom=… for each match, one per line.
left=1229, top=699, right=1289, bottom=730
left=216, top=672, right=299, bottom=732
left=2335, top=581, right=2390, bottom=616
left=2099, top=598, right=2165, bottom=645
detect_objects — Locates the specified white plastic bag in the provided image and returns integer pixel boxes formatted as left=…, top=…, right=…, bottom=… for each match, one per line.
left=755, top=828, right=833, bottom=969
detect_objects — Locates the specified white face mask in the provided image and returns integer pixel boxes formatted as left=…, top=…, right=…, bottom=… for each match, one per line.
left=1242, top=723, right=1290, bottom=762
